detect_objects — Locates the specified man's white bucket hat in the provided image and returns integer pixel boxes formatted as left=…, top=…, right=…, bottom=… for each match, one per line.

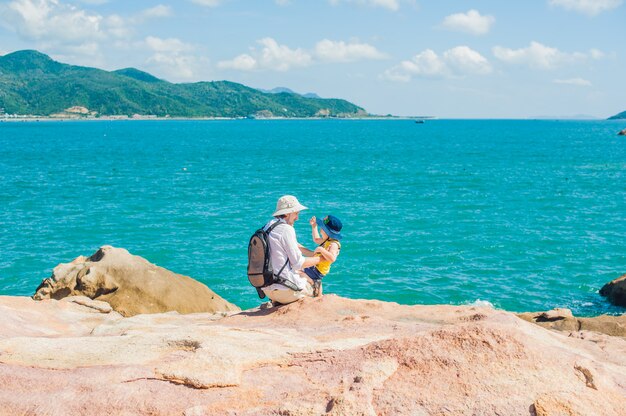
left=273, top=195, right=308, bottom=216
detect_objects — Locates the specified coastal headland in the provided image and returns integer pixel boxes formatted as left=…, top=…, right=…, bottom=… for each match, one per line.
left=1, top=247, right=624, bottom=415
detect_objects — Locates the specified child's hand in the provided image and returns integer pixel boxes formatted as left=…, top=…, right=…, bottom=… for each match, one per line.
left=309, top=216, right=317, bottom=227
left=314, top=246, right=324, bottom=254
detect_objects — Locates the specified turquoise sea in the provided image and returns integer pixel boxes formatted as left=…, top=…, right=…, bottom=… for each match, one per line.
left=0, top=119, right=624, bottom=314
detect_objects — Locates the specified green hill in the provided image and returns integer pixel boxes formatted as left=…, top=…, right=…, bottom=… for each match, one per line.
left=608, top=111, right=626, bottom=120
left=0, top=50, right=366, bottom=118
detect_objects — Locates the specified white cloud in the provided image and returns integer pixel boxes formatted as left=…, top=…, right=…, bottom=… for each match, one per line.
left=492, top=41, right=589, bottom=70
left=190, top=0, right=223, bottom=7
left=0, top=0, right=151, bottom=61
left=144, top=36, right=202, bottom=80
left=147, top=53, right=198, bottom=79
left=328, top=0, right=400, bottom=11
left=257, top=38, right=312, bottom=71
left=105, top=14, right=131, bottom=38
left=0, top=0, right=107, bottom=42
left=50, top=41, right=105, bottom=66
left=383, top=46, right=491, bottom=82
left=0, top=0, right=131, bottom=63
left=314, top=39, right=386, bottom=62
left=145, top=36, right=193, bottom=54
left=442, top=9, right=495, bottom=35
left=60, top=41, right=100, bottom=57
left=75, top=0, right=109, bottom=4
left=548, top=0, right=622, bottom=16
left=443, top=46, right=493, bottom=74
left=219, top=37, right=311, bottom=72
left=218, top=53, right=257, bottom=71
left=554, top=78, right=592, bottom=86
left=140, top=5, right=172, bottom=19
left=399, top=49, right=448, bottom=77
left=219, top=37, right=386, bottom=72
left=589, top=48, right=605, bottom=59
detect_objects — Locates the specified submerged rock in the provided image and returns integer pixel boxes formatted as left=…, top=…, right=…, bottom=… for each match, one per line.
left=600, top=273, right=626, bottom=307
left=33, top=245, right=239, bottom=316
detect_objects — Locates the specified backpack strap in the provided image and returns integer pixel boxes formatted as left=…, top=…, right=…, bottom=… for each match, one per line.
left=274, top=255, right=298, bottom=290
left=266, top=219, right=290, bottom=274
left=265, top=218, right=283, bottom=234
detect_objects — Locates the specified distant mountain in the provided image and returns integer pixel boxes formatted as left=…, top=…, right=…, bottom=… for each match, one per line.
left=608, top=111, right=626, bottom=120
left=0, top=50, right=366, bottom=118
left=261, top=87, right=296, bottom=94
left=258, top=87, right=321, bottom=99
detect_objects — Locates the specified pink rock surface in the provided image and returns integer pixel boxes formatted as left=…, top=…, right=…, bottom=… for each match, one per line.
left=0, top=294, right=625, bottom=415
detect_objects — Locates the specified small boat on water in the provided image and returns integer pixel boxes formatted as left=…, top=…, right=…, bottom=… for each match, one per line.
left=414, top=119, right=425, bottom=124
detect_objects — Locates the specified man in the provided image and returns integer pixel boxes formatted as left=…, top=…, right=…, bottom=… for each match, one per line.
left=262, top=195, right=320, bottom=305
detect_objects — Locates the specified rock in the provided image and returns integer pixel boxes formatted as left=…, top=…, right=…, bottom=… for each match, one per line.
left=518, top=308, right=580, bottom=332
left=600, top=273, right=626, bottom=307
left=517, top=308, right=626, bottom=337
left=0, top=294, right=625, bottom=415
left=66, top=295, right=113, bottom=313
left=537, top=307, right=575, bottom=321
left=577, top=315, right=626, bottom=337
left=618, top=129, right=626, bottom=136
left=33, top=245, right=239, bottom=316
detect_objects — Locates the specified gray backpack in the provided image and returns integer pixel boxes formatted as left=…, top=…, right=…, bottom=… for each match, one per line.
left=247, top=220, right=291, bottom=298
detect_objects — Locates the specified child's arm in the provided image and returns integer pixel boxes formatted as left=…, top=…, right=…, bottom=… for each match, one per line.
left=298, top=243, right=315, bottom=257
left=314, top=242, right=340, bottom=263
left=309, top=216, right=325, bottom=245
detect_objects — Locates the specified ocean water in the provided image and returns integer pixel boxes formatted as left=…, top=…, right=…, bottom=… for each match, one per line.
left=0, top=119, right=624, bottom=315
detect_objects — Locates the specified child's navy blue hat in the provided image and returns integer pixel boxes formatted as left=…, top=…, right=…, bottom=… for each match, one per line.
left=317, top=215, right=343, bottom=240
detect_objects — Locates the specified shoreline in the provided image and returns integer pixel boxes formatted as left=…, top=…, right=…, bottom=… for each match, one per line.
left=3, top=292, right=623, bottom=319
left=2, top=245, right=624, bottom=319
left=3, top=116, right=622, bottom=122
left=0, top=115, right=433, bottom=122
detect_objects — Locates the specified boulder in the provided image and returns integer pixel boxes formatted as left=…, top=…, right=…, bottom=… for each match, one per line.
left=600, top=273, right=626, bottom=307
left=33, top=245, right=239, bottom=316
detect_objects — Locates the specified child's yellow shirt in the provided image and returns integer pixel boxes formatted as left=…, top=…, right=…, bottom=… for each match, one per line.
left=315, top=239, right=341, bottom=275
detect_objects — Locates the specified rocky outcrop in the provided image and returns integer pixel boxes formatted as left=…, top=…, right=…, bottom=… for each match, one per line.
left=600, top=273, right=626, bottom=307
left=33, top=245, right=239, bottom=316
left=65, top=106, right=89, bottom=114
left=517, top=308, right=626, bottom=337
left=1, top=294, right=625, bottom=415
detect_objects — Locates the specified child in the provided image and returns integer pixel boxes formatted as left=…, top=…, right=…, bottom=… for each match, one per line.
left=302, top=214, right=343, bottom=297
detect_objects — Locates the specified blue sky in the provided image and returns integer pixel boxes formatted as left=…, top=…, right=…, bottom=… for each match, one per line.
left=0, top=0, right=624, bottom=118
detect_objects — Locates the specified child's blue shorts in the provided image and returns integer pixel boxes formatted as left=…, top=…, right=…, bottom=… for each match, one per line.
left=303, top=266, right=325, bottom=281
